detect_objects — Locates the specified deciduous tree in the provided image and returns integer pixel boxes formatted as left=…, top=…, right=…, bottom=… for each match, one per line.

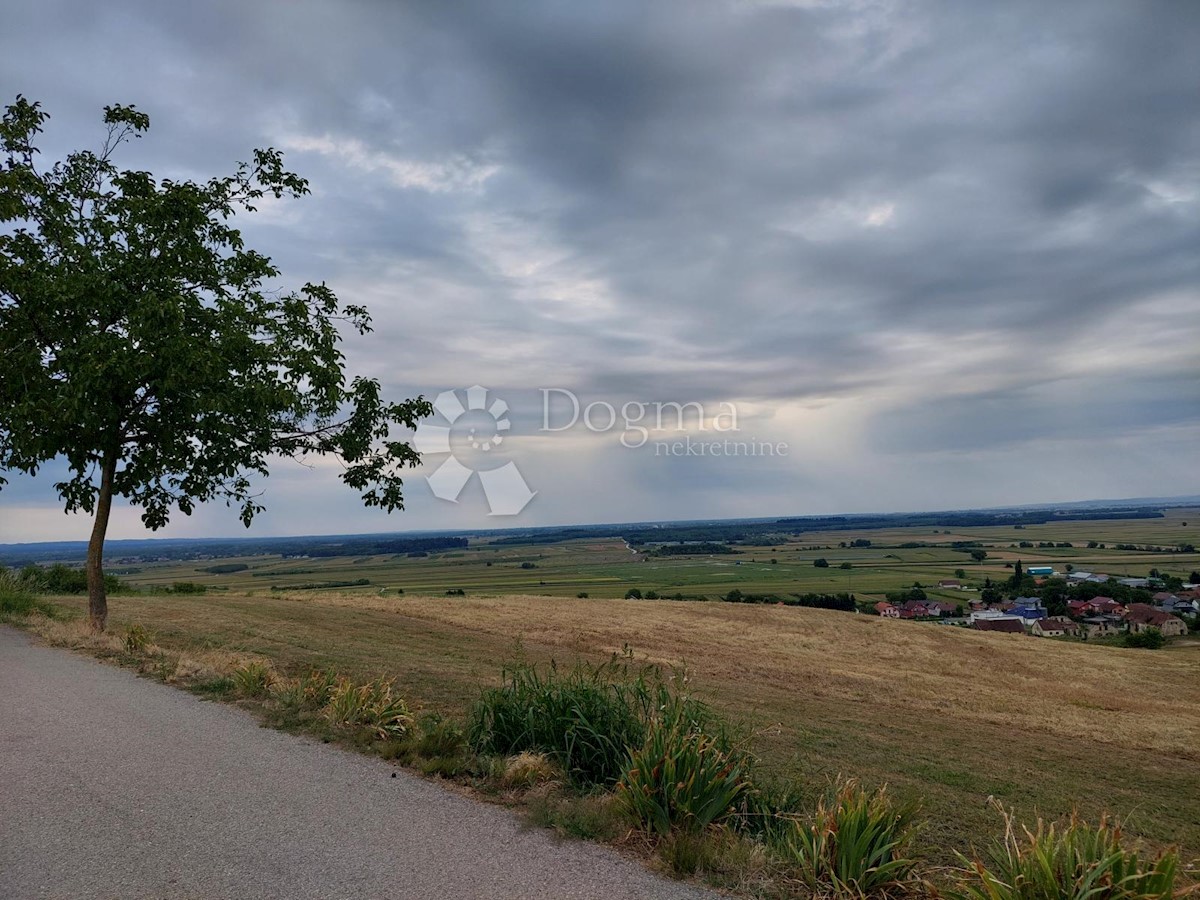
left=0, top=98, right=431, bottom=630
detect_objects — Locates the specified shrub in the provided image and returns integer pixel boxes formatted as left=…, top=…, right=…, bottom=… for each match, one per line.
left=814, top=558, right=830, bottom=568
left=231, top=661, right=276, bottom=698
left=1124, top=628, right=1165, bottom=650
left=576, top=592, right=589, bottom=599
left=18, top=563, right=125, bottom=595
left=625, top=588, right=643, bottom=599
left=323, top=676, right=413, bottom=740
left=617, top=709, right=751, bottom=836
left=467, top=660, right=649, bottom=788
left=168, top=582, right=207, bottom=595
left=772, top=780, right=920, bottom=897
left=950, top=804, right=1185, bottom=900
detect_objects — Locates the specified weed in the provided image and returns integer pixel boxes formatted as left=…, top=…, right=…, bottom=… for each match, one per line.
left=949, top=802, right=1188, bottom=900
left=192, top=676, right=236, bottom=698
left=618, top=714, right=751, bottom=836
left=659, top=830, right=719, bottom=877
left=736, top=773, right=812, bottom=841
left=500, top=751, right=560, bottom=790
left=467, top=659, right=650, bottom=788
left=231, top=661, right=276, bottom=698
left=0, top=570, right=56, bottom=618
left=123, top=623, right=150, bottom=654
left=412, top=712, right=467, bottom=759
left=273, top=668, right=338, bottom=711
left=322, top=675, right=413, bottom=740
left=773, top=779, right=921, bottom=897
left=526, top=788, right=627, bottom=842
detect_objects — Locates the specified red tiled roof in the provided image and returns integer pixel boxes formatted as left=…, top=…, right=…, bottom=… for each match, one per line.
left=1125, top=603, right=1178, bottom=627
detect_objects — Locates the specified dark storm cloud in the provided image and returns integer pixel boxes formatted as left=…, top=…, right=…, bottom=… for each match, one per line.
left=2, top=0, right=1198, bottom=537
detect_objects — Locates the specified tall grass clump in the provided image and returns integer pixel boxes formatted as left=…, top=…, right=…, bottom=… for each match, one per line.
left=773, top=779, right=921, bottom=897
left=617, top=688, right=752, bottom=835
left=950, top=803, right=1189, bottom=900
left=272, top=668, right=339, bottom=712
left=467, top=659, right=650, bottom=788
left=123, top=623, right=150, bottom=654
left=0, top=568, right=55, bottom=618
left=323, top=675, right=413, bottom=740
left=230, top=661, right=276, bottom=698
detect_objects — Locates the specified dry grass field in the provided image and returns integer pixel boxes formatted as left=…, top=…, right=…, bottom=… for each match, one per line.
left=48, top=588, right=1200, bottom=867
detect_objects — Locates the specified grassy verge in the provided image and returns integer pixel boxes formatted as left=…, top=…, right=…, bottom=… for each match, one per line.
left=4, top=591, right=1197, bottom=897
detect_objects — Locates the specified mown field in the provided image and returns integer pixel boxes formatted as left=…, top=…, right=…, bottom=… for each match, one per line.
left=50, top=584, right=1200, bottom=870
left=117, top=507, right=1200, bottom=606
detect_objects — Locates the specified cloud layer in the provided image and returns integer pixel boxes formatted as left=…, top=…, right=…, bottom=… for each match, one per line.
left=2, top=0, right=1198, bottom=540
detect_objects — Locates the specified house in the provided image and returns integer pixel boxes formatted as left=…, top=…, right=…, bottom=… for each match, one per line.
left=1118, top=577, right=1150, bottom=588
left=927, top=601, right=959, bottom=616
left=1067, top=571, right=1092, bottom=582
left=1081, top=616, right=1124, bottom=638
left=970, top=609, right=1010, bottom=623
left=1153, top=593, right=1197, bottom=615
left=937, top=579, right=962, bottom=589
left=902, top=600, right=939, bottom=618
left=1085, top=574, right=1110, bottom=583
left=1027, top=566, right=1054, bottom=577
left=1067, top=599, right=1091, bottom=617
left=1167, top=597, right=1199, bottom=616
left=973, top=617, right=1025, bottom=634
left=1008, top=605, right=1048, bottom=624
left=1088, top=597, right=1124, bottom=615
left=1125, top=603, right=1188, bottom=637
left=875, top=601, right=900, bottom=618
left=1032, top=617, right=1080, bottom=638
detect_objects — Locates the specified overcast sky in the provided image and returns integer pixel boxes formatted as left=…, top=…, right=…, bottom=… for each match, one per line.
left=1, top=0, right=1198, bottom=542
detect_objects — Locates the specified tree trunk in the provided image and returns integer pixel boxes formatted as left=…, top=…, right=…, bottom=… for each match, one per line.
left=86, top=453, right=117, bottom=632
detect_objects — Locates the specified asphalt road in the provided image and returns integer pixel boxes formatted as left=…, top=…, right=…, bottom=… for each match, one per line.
left=0, top=627, right=713, bottom=899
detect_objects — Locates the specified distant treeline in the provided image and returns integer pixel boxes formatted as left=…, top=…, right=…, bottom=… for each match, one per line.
left=724, top=589, right=856, bottom=612
left=0, top=534, right=469, bottom=566
left=300, top=537, right=467, bottom=557
left=775, top=508, right=1165, bottom=530
left=486, top=507, right=1170, bottom=551
left=270, top=578, right=371, bottom=591
left=648, top=542, right=739, bottom=556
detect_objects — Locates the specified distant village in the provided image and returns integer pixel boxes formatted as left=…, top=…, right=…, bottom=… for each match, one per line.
left=873, top=565, right=1198, bottom=643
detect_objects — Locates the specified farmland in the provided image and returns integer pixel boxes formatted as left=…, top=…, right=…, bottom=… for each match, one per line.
left=45, top=583, right=1200, bottom=871
left=19, top=508, right=1200, bottom=869
left=111, top=506, right=1200, bottom=604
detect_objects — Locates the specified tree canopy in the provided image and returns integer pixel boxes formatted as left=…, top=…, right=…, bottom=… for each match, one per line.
left=0, top=97, right=431, bottom=629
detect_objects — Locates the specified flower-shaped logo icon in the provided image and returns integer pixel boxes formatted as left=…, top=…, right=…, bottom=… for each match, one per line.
left=412, top=385, right=536, bottom=515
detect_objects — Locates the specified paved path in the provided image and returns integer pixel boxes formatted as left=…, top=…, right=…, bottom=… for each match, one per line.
left=0, top=627, right=712, bottom=899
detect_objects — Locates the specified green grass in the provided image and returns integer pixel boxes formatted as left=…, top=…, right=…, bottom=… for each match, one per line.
left=108, top=508, right=1200, bottom=604
left=467, top=659, right=653, bottom=788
